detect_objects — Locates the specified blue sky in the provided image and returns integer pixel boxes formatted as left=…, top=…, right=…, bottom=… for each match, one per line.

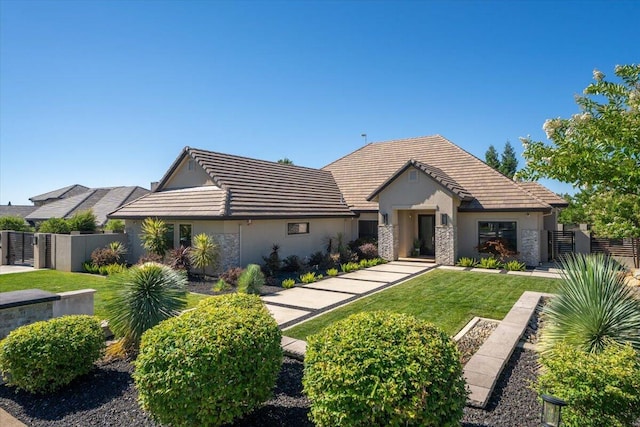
left=1, top=0, right=638, bottom=205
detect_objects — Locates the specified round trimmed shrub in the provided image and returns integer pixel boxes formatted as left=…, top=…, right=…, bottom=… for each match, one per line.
left=303, top=311, right=467, bottom=427
left=134, top=293, right=282, bottom=427
left=0, top=315, right=104, bottom=394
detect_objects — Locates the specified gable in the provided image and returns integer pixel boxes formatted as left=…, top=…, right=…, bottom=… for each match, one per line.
left=163, top=156, right=216, bottom=190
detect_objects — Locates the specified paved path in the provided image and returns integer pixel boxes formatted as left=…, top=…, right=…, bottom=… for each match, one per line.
left=262, top=261, right=435, bottom=330
left=0, top=265, right=36, bottom=275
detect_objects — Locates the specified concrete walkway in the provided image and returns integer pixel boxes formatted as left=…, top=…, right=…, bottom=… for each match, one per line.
left=263, top=261, right=436, bottom=329
left=0, top=265, right=36, bottom=275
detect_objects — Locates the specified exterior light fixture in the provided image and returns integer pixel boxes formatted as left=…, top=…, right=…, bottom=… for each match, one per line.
left=441, top=213, right=448, bottom=226
left=540, top=394, right=567, bottom=427
left=382, top=213, right=388, bottom=225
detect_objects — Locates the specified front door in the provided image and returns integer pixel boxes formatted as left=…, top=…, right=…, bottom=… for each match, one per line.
left=418, top=215, right=435, bottom=256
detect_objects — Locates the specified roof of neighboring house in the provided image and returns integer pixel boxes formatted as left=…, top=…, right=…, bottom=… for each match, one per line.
left=518, top=182, right=569, bottom=207
left=324, top=135, right=552, bottom=212
left=26, top=186, right=149, bottom=225
left=367, top=159, right=474, bottom=202
left=29, top=184, right=90, bottom=203
left=0, top=205, right=38, bottom=219
left=111, top=147, right=354, bottom=219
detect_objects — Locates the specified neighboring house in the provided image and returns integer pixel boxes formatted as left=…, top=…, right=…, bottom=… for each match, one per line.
left=29, top=184, right=90, bottom=206
left=0, top=204, right=37, bottom=222
left=26, top=186, right=149, bottom=227
left=110, top=135, right=567, bottom=270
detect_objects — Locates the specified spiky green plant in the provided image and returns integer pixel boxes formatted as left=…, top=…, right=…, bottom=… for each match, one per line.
left=477, top=257, right=502, bottom=269
left=140, top=217, right=168, bottom=257
left=237, top=264, right=265, bottom=295
left=540, top=253, right=640, bottom=355
left=106, top=262, right=187, bottom=354
left=190, top=233, right=219, bottom=278
left=456, top=257, right=477, bottom=267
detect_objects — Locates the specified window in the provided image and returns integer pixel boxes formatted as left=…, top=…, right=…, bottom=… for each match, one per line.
left=408, top=170, right=418, bottom=182
left=358, top=220, right=378, bottom=239
left=287, top=222, right=309, bottom=235
left=188, top=160, right=196, bottom=171
left=478, top=221, right=517, bottom=251
left=165, top=224, right=175, bottom=249
left=179, top=224, right=192, bottom=247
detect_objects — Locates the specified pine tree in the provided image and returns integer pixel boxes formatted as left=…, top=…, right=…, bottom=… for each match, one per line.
left=485, top=145, right=500, bottom=170
left=499, top=141, right=518, bottom=178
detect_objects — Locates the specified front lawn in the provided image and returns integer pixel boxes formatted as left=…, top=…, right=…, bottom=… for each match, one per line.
left=0, top=270, right=208, bottom=321
left=285, top=269, right=559, bottom=339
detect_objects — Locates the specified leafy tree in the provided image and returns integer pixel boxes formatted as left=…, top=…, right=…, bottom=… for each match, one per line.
left=38, top=217, right=70, bottom=234
left=68, top=210, right=97, bottom=232
left=190, top=233, right=219, bottom=278
left=277, top=157, right=294, bottom=165
left=104, top=219, right=125, bottom=233
left=499, top=141, right=518, bottom=178
left=520, top=64, right=640, bottom=241
left=0, top=215, right=30, bottom=232
left=558, top=190, right=592, bottom=225
left=484, top=145, right=500, bottom=170
left=140, top=217, right=168, bottom=257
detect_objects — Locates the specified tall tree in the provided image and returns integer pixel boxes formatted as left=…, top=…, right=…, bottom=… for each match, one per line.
left=499, top=141, right=518, bottom=178
left=484, top=145, right=500, bottom=170
left=520, top=64, right=640, bottom=246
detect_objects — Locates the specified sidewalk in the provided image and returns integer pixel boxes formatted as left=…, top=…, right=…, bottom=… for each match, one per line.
left=0, top=265, right=36, bottom=275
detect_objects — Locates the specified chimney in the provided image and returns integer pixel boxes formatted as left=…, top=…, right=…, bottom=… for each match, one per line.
left=150, top=182, right=159, bottom=191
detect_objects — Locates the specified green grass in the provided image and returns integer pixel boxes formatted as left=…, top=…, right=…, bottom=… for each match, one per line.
left=285, top=269, right=559, bottom=339
left=0, top=270, right=208, bottom=321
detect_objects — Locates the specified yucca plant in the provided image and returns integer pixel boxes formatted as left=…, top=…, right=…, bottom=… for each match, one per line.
left=140, top=217, right=168, bottom=257
left=540, top=253, right=640, bottom=355
left=109, top=241, right=127, bottom=261
left=106, top=262, right=187, bottom=355
left=237, top=264, right=265, bottom=295
left=190, top=233, right=219, bottom=279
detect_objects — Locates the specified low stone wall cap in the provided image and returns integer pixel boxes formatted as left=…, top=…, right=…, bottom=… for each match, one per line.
left=0, top=289, right=61, bottom=310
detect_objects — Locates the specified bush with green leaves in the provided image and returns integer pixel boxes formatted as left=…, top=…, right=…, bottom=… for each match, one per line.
left=540, top=253, right=640, bottom=354
left=456, top=257, right=477, bottom=267
left=190, top=233, right=219, bottom=277
left=213, top=278, right=231, bottom=292
left=91, top=247, right=121, bottom=267
left=0, top=315, right=104, bottom=394
left=38, top=217, right=70, bottom=234
left=106, top=262, right=187, bottom=352
left=340, top=261, right=360, bottom=273
left=300, top=271, right=322, bottom=283
left=261, top=244, right=281, bottom=276
left=327, top=268, right=338, bottom=276
left=104, top=219, right=125, bottom=233
left=140, top=217, right=168, bottom=257
left=68, top=210, right=97, bottom=232
left=477, top=257, right=502, bottom=269
left=537, top=342, right=640, bottom=427
left=503, top=260, right=526, bottom=271
left=0, top=215, right=31, bottom=232
left=237, top=264, right=265, bottom=294
left=83, top=261, right=100, bottom=274
left=303, top=311, right=467, bottom=427
left=282, top=278, right=296, bottom=289
left=134, top=294, right=282, bottom=427
left=282, top=254, right=304, bottom=272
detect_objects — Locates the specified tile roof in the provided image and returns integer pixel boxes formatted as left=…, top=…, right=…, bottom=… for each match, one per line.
left=324, top=135, right=552, bottom=212
left=29, top=184, right=89, bottom=203
left=26, top=186, right=149, bottom=225
left=0, top=205, right=37, bottom=219
left=518, top=182, right=569, bottom=207
left=110, top=186, right=227, bottom=219
left=367, top=159, right=474, bottom=202
left=113, top=147, right=354, bottom=219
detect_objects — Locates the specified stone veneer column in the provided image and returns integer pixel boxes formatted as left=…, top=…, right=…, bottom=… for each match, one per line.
left=215, top=233, right=240, bottom=272
left=435, top=226, right=457, bottom=265
left=520, top=229, right=540, bottom=267
left=378, top=225, right=399, bottom=261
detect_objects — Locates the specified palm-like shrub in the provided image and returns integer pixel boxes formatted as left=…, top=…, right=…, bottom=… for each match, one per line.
left=237, top=264, right=265, bottom=294
left=140, top=217, right=168, bottom=257
left=106, top=262, right=187, bottom=353
left=190, top=233, right=219, bottom=278
left=540, top=253, right=640, bottom=354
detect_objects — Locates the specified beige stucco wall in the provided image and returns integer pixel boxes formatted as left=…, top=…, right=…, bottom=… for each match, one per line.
left=47, top=233, right=127, bottom=272
left=164, top=156, right=215, bottom=189
left=125, top=217, right=348, bottom=270
left=457, top=211, right=544, bottom=262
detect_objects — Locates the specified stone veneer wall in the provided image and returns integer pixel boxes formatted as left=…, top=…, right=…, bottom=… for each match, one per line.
left=378, top=225, right=399, bottom=261
left=520, top=229, right=540, bottom=267
left=436, top=226, right=456, bottom=265
left=0, top=301, right=54, bottom=340
left=215, top=233, right=240, bottom=271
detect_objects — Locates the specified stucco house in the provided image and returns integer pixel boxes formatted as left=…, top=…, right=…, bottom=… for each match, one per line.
left=109, top=135, right=567, bottom=270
